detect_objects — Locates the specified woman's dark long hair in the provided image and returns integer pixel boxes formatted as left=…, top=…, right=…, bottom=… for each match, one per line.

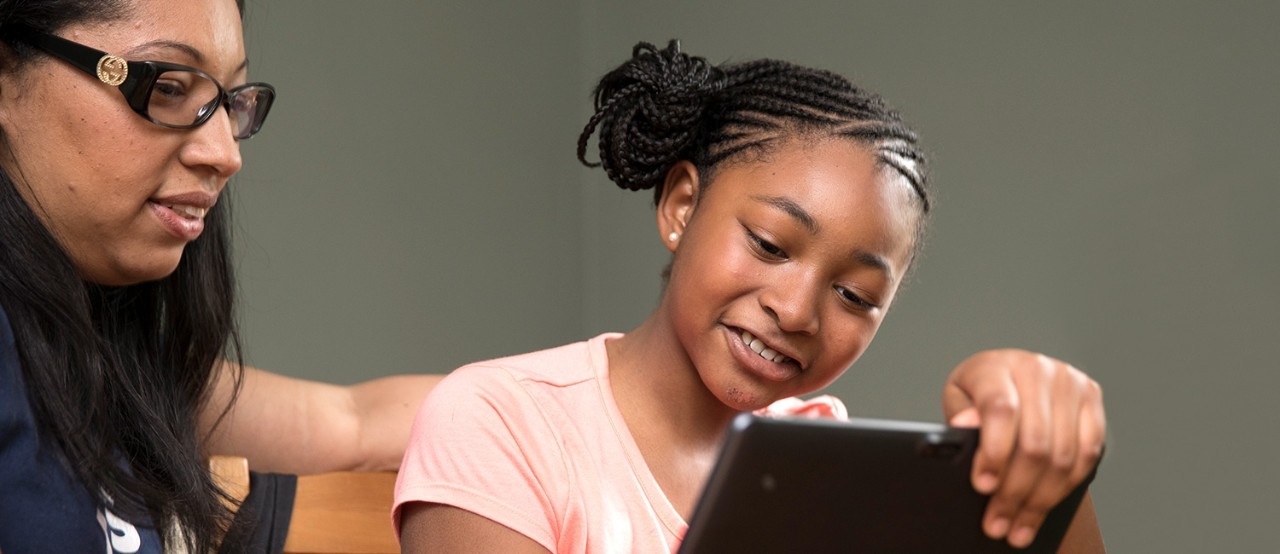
left=0, top=1, right=246, bottom=551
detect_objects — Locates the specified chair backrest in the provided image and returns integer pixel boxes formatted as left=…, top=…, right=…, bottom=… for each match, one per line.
left=209, top=456, right=399, bottom=554
left=285, top=469, right=399, bottom=554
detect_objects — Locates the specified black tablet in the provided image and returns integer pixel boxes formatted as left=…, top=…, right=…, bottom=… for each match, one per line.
left=678, top=413, right=1095, bottom=553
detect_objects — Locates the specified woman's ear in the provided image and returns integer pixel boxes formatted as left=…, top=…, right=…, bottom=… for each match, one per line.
left=657, top=161, right=700, bottom=253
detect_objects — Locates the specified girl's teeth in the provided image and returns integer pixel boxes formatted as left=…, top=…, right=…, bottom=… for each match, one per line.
left=739, top=329, right=791, bottom=364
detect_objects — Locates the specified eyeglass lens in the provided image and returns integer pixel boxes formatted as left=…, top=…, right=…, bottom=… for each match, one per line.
left=149, top=70, right=273, bottom=139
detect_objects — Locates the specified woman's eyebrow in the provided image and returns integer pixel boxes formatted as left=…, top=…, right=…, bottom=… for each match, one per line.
left=126, top=40, right=202, bottom=62
left=751, top=194, right=818, bottom=234
left=126, top=40, right=249, bottom=72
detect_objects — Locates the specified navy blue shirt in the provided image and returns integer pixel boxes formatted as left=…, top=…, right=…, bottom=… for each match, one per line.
left=0, top=306, right=163, bottom=553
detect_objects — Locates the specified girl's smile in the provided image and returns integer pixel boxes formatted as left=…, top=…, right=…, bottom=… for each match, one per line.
left=724, top=325, right=804, bottom=382
left=658, top=137, right=921, bottom=413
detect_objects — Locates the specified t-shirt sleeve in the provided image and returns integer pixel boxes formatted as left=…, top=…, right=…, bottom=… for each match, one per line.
left=393, top=363, right=566, bottom=551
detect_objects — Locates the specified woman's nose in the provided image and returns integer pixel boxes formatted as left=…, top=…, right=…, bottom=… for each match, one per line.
left=178, top=106, right=244, bottom=182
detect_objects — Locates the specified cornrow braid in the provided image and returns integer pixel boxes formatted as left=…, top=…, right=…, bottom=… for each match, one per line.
left=578, top=40, right=930, bottom=214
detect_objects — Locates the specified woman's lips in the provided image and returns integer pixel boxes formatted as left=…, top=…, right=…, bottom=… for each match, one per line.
left=148, top=200, right=206, bottom=241
left=148, top=191, right=216, bottom=241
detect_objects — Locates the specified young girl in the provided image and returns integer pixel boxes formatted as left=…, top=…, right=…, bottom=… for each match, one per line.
left=395, top=41, right=1106, bottom=553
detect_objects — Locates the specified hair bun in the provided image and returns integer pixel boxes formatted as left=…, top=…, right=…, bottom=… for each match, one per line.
left=578, top=40, right=726, bottom=193
left=623, top=40, right=724, bottom=118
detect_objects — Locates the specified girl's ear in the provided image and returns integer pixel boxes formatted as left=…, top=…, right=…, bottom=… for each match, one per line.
left=657, top=161, right=700, bottom=253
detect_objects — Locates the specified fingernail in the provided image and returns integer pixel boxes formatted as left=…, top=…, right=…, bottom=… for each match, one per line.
left=987, top=517, right=1010, bottom=538
left=1010, top=526, right=1036, bottom=548
left=975, top=473, right=998, bottom=493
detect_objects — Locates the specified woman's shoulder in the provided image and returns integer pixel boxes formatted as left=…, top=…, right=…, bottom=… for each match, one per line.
left=0, top=305, right=166, bottom=552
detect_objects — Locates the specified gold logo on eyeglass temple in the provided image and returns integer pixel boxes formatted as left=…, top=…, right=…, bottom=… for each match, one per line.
left=96, top=55, right=128, bottom=86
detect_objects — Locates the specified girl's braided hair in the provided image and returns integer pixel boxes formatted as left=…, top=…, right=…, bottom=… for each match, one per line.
left=578, top=40, right=930, bottom=217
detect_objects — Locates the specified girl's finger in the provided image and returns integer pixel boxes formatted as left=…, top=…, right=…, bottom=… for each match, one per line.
left=981, top=363, right=1052, bottom=541
left=1071, top=379, right=1107, bottom=486
left=1005, top=364, right=1085, bottom=547
left=967, top=369, right=1020, bottom=496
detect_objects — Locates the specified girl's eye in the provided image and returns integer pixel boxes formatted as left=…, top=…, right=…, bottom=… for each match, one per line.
left=747, top=230, right=787, bottom=259
left=836, top=286, right=878, bottom=311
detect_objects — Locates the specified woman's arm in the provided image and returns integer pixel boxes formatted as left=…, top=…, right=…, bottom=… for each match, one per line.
left=399, top=503, right=550, bottom=554
left=198, top=361, right=444, bottom=474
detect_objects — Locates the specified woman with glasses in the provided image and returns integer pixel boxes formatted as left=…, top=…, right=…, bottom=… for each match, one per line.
left=0, top=0, right=442, bottom=551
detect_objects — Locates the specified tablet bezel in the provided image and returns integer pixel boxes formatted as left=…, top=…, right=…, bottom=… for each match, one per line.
left=678, top=413, right=1094, bottom=553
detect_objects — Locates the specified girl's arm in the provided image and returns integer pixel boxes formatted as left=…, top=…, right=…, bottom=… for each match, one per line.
left=943, top=349, right=1107, bottom=550
left=399, top=503, right=550, bottom=554
left=198, top=361, right=444, bottom=474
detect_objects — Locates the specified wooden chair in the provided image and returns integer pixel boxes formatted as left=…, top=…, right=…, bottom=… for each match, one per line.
left=210, top=456, right=400, bottom=554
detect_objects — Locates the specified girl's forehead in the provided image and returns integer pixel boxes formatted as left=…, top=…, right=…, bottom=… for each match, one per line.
left=706, top=139, right=921, bottom=268
left=712, top=139, right=892, bottom=201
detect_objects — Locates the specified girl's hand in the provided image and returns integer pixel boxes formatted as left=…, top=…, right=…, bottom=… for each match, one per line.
left=942, top=349, right=1105, bottom=549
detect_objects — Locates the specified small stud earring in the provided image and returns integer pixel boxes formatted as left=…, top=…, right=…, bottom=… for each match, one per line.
left=668, top=232, right=680, bottom=242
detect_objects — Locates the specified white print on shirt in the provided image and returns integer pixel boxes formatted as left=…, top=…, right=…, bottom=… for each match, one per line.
left=96, top=507, right=142, bottom=554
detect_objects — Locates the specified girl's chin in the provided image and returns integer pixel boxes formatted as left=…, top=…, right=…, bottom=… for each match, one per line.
left=716, top=384, right=777, bottom=412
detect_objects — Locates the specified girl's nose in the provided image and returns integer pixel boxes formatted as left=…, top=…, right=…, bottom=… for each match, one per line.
left=759, top=273, right=821, bottom=335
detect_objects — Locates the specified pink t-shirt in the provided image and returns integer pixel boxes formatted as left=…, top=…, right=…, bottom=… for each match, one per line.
left=394, top=333, right=846, bottom=553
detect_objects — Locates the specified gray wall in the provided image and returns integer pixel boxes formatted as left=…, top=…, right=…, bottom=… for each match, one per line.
left=237, top=1, right=585, bottom=376
left=242, top=1, right=1279, bottom=551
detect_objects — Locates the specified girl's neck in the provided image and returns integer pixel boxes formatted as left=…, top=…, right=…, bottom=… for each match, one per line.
left=607, top=312, right=739, bottom=448
left=605, top=306, right=745, bottom=518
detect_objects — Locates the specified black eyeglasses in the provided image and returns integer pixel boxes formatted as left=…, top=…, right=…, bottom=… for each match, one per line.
left=7, top=26, right=275, bottom=140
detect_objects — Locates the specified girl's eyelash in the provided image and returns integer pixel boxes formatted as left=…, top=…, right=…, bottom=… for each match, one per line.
left=746, top=229, right=786, bottom=258
left=837, top=286, right=879, bottom=310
